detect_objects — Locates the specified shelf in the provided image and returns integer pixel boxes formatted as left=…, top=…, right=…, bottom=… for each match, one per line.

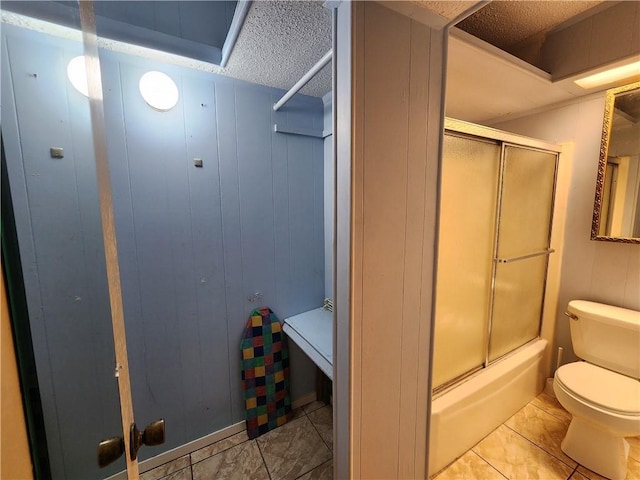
left=283, top=307, right=333, bottom=380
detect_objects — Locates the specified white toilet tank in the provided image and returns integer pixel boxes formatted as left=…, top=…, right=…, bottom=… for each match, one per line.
left=567, top=300, right=640, bottom=379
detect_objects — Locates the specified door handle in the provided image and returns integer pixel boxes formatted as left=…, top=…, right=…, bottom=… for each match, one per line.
left=97, top=436, right=124, bottom=468
left=97, top=418, right=165, bottom=467
left=130, top=418, right=165, bottom=460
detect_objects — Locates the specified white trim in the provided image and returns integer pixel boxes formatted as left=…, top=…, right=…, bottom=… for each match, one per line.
left=103, top=392, right=320, bottom=480
left=445, top=117, right=563, bottom=153
left=292, top=392, right=319, bottom=410
left=103, top=421, right=246, bottom=480
left=449, top=27, right=552, bottom=81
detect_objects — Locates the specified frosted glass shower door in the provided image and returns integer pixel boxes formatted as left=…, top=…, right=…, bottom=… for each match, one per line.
left=488, top=145, right=557, bottom=362
left=433, top=134, right=501, bottom=388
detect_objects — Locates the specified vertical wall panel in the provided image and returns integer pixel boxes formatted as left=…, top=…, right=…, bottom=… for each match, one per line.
left=3, top=31, right=122, bottom=479
left=182, top=75, right=233, bottom=434
left=360, top=3, right=411, bottom=476
left=214, top=80, right=246, bottom=422
left=397, top=21, right=430, bottom=478
left=313, top=139, right=325, bottom=301
left=420, top=25, right=445, bottom=475
left=235, top=87, right=277, bottom=308
left=322, top=94, right=334, bottom=300
left=271, top=94, right=292, bottom=315
left=234, top=86, right=279, bottom=419
left=288, top=134, right=317, bottom=313
left=118, top=60, right=189, bottom=449
left=350, top=3, right=445, bottom=478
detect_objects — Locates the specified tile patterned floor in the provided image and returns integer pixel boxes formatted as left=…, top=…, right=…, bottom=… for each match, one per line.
left=140, top=401, right=333, bottom=480
left=432, top=393, right=640, bottom=480
left=141, top=394, right=640, bottom=480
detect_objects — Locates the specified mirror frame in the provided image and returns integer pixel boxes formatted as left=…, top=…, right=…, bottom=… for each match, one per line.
left=591, top=81, right=640, bottom=243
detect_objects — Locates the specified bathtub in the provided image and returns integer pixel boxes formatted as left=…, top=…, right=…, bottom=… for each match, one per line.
left=428, top=338, right=548, bottom=476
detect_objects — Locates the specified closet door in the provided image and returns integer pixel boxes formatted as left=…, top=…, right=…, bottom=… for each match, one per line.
left=0, top=6, right=134, bottom=479
left=488, top=145, right=557, bottom=362
left=433, top=134, right=500, bottom=388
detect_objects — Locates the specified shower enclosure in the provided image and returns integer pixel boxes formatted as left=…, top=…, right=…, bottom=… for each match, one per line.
left=433, top=119, right=559, bottom=392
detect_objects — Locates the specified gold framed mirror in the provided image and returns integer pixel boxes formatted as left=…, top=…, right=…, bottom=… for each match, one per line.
left=591, top=81, right=640, bottom=243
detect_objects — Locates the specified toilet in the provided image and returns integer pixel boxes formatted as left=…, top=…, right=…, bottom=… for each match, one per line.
left=553, top=300, right=640, bottom=480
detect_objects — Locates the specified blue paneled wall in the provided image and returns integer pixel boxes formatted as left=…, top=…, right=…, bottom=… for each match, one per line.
left=2, top=24, right=323, bottom=479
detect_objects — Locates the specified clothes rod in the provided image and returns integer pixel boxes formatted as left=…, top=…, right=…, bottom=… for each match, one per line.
left=273, top=49, right=332, bottom=112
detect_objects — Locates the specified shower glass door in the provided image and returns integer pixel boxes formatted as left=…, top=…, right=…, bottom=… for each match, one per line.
left=488, top=145, right=558, bottom=361
left=433, top=128, right=558, bottom=391
left=432, top=134, right=500, bottom=388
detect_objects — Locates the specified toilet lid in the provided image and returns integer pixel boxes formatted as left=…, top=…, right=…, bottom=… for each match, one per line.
left=556, top=362, right=640, bottom=415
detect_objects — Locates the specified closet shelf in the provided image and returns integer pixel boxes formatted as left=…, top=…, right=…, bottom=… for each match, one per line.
left=283, top=307, right=333, bottom=380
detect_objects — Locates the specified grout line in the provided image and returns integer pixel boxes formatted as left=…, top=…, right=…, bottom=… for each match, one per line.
left=530, top=401, right=570, bottom=423
left=530, top=396, right=572, bottom=423
left=470, top=450, right=508, bottom=480
left=307, top=407, right=333, bottom=454
left=567, top=464, right=579, bottom=480
left=189, top=433, right=252, bottom=467
left=294, top=459, right=333, bottom=480
left=294, top=466, right=316, bottom=479
left=302, top=400, right=326, bottom=416
left=502, top=423, right=577, bottom=470
left=436, top=398, right=584, bottom=480
left=469, top=449, right=509, bottom=480
left=255, top=439, right=273, bottom=480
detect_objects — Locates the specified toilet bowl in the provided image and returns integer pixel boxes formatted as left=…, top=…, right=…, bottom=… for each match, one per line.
left=553, top=301, right=640, bottom=480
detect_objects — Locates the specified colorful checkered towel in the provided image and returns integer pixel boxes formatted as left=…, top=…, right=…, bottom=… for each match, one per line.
left=241, top=307, right=292, bottom=439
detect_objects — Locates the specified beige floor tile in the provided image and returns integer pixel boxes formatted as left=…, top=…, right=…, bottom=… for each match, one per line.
left=569, top=471, right=590, bottom=480
left=629, top=457, right=640, bottom=480
left=257, top=416, right=332, bottom=480
left=432, top=451, right=506, bottom=480
left=161, top=467, right=192, bottom=480
left=297, top=460, right=333, bottom=480
left=302, top=400, right=327, bottom=415
left=505, top=403, right=576, bottom=467
left=629, top=436, right=640, bottom=463
left=307, top=405, right=333, bottom=451
left=291, top=406, right=307, bottom=420
left=141, top=455, right=191, bottom=480
left=576, top=448, right=640, bottom=480
left=530, top=393, right=573, bottom=424
left=576, top=465, right=608, bottom=480
left=191, top=440, right=269, bottom=480
left=473, top=424, right=574, bottom=479
left=191, top=431, right=249, bottom=464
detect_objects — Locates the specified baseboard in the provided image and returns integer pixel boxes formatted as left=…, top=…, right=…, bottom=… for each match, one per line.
left=104, top=393, right=318, bottom=479
left=104, top=421, right=246, bottom=480
left=292, top=391, right=318, bottom=410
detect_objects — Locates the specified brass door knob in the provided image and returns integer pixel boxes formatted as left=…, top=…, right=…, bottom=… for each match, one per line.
left=130, top=418, right=165, bottom=460
left=97, top=419, right=165, bottom=467
left=97, top=436, right=124, bottom=468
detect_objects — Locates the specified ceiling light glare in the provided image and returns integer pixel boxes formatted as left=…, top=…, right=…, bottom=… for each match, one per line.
left=139, top=71, right=179, bottom=111
left=574, top=60, right=640, bottom=89
left=67, top=56, right=89, bottom=97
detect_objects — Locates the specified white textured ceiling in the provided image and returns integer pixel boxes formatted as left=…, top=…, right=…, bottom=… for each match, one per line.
left=456, top=1, right=605, bottom=50
left=413, top=1, right=480, bottom=21
left=2, top=0, right=624, bottom=116
left=222, top=0, right=332, bottom=97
